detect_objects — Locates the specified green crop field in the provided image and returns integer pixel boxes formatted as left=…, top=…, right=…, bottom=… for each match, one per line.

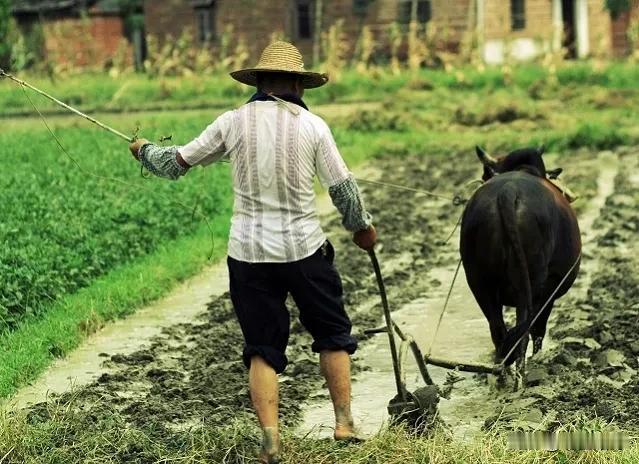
left=1, top=118, right=233, bottom=331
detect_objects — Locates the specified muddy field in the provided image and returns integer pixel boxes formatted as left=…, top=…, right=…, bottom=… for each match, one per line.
left=11, top=146, right=639, bottom=460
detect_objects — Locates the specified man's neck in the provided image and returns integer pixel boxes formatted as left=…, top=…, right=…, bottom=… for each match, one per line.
left=248, top=91, right=309, bottom=111
left=260, top=86, right=299, bottom=96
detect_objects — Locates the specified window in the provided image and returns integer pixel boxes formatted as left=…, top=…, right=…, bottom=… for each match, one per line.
left=353, top=0, right=372, bottom=17
left=511, top=0, right=526, bottom=31
left=297, top=0, right=313, bottom=39
left=398, top=0, right=432, bottom=24
left=193, top=1, right=216, bottom=43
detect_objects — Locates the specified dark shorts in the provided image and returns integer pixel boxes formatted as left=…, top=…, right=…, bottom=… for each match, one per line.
left=227, top=240, right=357, bottom=374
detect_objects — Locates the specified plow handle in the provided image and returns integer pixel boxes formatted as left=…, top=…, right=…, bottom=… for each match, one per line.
left=368, top=249, right=407, bottom=402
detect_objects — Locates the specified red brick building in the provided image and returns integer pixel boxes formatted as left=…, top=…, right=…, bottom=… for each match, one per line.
left=144, top=1, right=637, bottom=65
left=611, top=0, right=639, bottom=56
left=11, top=0, right=133, bottom=68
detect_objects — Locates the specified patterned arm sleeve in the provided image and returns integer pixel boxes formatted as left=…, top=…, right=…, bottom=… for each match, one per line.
left=316, top=124, right=373, bottom=232
left=139, top=144, right=188, bottom=180
left=328, top=176, right=373, bottom=233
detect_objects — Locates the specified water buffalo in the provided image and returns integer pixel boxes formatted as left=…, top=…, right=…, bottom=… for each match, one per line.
left=460, top=146, right=581, bottom=379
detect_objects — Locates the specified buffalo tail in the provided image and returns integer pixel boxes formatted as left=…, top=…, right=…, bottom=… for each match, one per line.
left=497, top=185, right=533, bottom=366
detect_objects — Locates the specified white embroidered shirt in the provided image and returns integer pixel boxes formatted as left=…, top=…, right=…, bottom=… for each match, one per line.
left=179, top=100, right=354, bottom=263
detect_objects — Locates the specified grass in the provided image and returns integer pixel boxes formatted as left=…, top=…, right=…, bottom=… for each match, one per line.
left=0, top=402, right=636, bottom=463
left=0, top=112, right=237, bottom=330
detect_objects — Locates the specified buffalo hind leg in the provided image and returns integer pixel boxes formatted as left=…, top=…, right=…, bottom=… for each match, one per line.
left=530, top=299, right=555, bottom=355
left=474, top=292, right=505, bottom=362
left=474, top=292, right=509, bottom=387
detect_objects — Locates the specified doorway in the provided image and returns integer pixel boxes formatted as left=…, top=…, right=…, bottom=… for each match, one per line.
left=562, top=0, right=576, bottom=58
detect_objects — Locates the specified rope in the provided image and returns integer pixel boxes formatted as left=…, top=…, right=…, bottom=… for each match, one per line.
left=439, top=180, right=483, bottom=245
left=18, top=84, right=219, bottom=259
left=441, top=210, right=464, bottom=245
left=426, top=257, right=463, bottom=357
left=2, top=69, right=133, bottom=142
left=356, top=178, right=466, bottom=205
left=498, top=252, right=582, bottom=367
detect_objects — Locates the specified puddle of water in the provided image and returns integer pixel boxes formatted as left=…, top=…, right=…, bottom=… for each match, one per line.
left=7, top=263, right=230, bottom=410
left=577, top=151, right=619, bottom=244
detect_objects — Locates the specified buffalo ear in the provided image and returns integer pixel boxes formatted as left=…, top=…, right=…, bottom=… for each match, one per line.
left=537, top=144, right=546, bottom=156
left=476, top=145, right=497, bottom=167
left=547, top=167, right=563, bottom=179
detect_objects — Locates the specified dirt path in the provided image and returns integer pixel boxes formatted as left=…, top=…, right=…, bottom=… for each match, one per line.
left=7, top=146, right=639, bottom=460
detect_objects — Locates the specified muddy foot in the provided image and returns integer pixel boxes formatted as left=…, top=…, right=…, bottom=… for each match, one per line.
left=259, top=427, right=280, bottom=464
left=334, top=422, right=364, bottom=443
left=334, top=434, right=366, bottom=444
left=257, top=454, right=280, bottom=464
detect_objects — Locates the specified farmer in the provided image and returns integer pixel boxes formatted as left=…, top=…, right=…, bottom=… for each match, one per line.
left=129, top=41, right=376, bottom=463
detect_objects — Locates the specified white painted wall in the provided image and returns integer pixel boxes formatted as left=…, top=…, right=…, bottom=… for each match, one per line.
left=483, top=39, right=504, bottom=64
left=483, top=38, right=549, bottom=64
left=552, top=0, right=563, bottom=52
left=575, top=0, right=590, bottom=58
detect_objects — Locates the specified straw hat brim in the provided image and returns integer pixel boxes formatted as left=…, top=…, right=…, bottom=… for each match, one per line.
left=230, top=68, right=329, bottom=89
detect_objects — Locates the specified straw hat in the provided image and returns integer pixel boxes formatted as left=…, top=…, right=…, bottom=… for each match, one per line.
left=230, top=41, right=329, bottom=89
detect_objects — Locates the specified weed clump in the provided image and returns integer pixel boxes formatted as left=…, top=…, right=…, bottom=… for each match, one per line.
left=343, top=110, right=409, bottom=132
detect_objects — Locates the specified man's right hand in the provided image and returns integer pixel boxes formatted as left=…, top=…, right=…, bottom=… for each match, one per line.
left=129, top=138, right=150, bottom=160
left=353, top=225, right=377, bottom=251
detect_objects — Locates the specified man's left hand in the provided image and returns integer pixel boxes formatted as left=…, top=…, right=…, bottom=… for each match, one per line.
left=129, top=138, right=150, bottom=160
left=353, top=225, right=377, bottom=251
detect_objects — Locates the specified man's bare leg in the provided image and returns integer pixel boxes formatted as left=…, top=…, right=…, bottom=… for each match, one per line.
left=249, top=356, right=280, bottom=462
left=320, top=350, right=356, bottom=440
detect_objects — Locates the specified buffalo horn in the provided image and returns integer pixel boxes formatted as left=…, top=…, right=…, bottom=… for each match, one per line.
left=475, top=145, right=498, bottom=167
left=537, top=144, right=546, bottom=156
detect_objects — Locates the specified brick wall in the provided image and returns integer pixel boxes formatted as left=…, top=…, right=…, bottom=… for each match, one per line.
left=431, top=0, right=472, bottom=48
left=483, top=0, right=553, bottom=42
left=611, top=0, right=639, bottom=56
left=143, top=0, right=290, bottom=63
left=588, top=0, right=612, bottom=57
left=143, top=0, right=199, bottom=41
left=43, top=15, right=130, bottom=68
left=143, top=0, right=475, bottom=65
left=143, top=0, right=628, bottom=65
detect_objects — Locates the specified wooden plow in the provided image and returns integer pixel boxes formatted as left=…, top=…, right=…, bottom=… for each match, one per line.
left=366, top=249, right=504, bottom=429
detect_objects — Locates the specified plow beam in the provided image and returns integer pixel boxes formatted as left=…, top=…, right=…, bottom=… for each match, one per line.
left=423, top=355, right=504, bottom=375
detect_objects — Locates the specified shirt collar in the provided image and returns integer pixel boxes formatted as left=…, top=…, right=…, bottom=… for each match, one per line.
left=247, top=91, right=309, bottom=111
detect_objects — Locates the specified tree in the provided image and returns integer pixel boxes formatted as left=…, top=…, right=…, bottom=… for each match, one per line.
left=0, top=0, right=11, bottom=69
left=117, top=0, right=144, bottom=38
left=605, top=0, right=632, bottom=19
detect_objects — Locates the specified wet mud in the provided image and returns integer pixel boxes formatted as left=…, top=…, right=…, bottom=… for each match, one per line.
left=10, top=146, right=639, bottom=455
